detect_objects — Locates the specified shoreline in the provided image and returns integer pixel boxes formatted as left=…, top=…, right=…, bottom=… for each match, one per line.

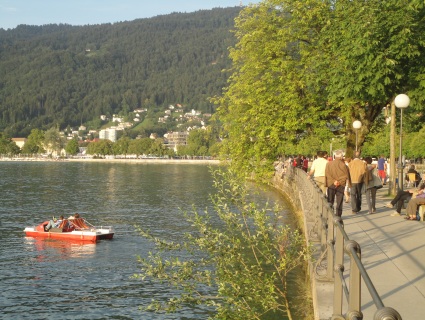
left=0, top=157, right=221, bottom=165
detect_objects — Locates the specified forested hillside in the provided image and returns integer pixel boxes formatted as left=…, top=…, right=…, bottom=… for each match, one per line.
left=0, top=7, right=241, bottom=137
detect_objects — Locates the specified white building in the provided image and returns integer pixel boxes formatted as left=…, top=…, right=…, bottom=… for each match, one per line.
left=99, top=128, right=122, bottom=142
left=165, top=131, right=189, bottom=152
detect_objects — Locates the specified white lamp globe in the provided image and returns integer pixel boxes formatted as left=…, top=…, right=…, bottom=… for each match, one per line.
left=394, top=94, right=410, bottom=109
left=352, top=120, right=362, bottom=130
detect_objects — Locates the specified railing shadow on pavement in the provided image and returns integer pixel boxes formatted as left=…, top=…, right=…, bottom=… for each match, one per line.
left=273, top=163, right=402, bottom=320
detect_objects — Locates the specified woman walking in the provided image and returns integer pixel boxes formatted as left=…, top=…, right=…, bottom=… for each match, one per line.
left=364, top=157, right=382, bottom=214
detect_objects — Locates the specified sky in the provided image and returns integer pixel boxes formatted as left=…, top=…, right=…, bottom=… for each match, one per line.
left=0, top=0, right=262, bottom=30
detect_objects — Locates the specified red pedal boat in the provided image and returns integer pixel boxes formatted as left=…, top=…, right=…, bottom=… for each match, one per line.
left=24, top=216, right=114, bottom=243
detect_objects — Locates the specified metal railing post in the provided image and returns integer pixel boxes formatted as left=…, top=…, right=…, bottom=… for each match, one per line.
left=346, top=240, right=361, bottom=315
left=333, top=216, right=344, bottom=318
left=277, top=163, right=402, bottom=320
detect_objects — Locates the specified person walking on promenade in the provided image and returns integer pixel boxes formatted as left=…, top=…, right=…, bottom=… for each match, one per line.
left=325, top=150, right=351, bottom=217
left=377, top=155, right=387, bottom=184
left=308, top=151, right=328, bottom=194
left=364, top=157, right=381, bottom=214
left=295, top=154, right=303, bottom=169
left=386, top=183, right=425, bottom=217
left=302, top=156, right=309, bottom=172
left=344, top=157, right=352, bottom=203
left=348, top=151, right=366, bottom=214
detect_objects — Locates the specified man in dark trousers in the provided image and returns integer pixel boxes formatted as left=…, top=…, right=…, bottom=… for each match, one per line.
left=348, top=151, right=367, bottom=214
left=325, top=150, right=351, bottom=217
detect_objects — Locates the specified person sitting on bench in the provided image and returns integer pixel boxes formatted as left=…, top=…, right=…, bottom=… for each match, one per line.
left=386, top=183, right=425, bottom=217
left=404, top=187, right=425, bottom=220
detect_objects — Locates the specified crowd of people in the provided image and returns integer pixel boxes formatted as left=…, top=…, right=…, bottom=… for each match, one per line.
left=279, top=151, right=425, bottom=221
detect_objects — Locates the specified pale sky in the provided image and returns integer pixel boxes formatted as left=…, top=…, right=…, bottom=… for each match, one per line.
left=0, top=0, right=262, bottom=30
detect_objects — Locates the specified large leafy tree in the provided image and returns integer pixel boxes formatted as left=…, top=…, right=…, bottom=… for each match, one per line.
left=86, top=140, right=113, bottom=157
left=128, top=138, right=153, bottom=158
left=0, top=133, right=20, bottom=155
left=216, top=0, right=425, bottom=179
left=113, top=136, right=131, bottom=157
left=22, top=129, right=45, bottom=154
left=44, top=127, right=65, bottom=156
left=65, top=138, right=80, bottom=156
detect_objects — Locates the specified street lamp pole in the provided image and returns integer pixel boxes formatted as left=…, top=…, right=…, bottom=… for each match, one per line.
left=394, top=94, right=410, bottom=191
left=352, top=120, right=362, bottom=152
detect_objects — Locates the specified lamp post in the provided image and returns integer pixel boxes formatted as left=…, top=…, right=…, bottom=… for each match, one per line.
left=352, top=120, right=362, bottom=152
left=394, top=94, right=410, bottom=191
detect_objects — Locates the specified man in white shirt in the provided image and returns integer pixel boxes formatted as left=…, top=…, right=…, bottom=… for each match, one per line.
left=308, top=151, right=328, bottom=194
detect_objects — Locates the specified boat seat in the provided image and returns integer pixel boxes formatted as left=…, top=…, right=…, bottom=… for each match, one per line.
left=58, top=219, right=69, bottom=229
left=72, top=218, right=89, bottom=229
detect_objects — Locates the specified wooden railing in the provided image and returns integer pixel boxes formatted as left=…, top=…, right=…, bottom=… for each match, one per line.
left=273, top=164, right=402, bottom=320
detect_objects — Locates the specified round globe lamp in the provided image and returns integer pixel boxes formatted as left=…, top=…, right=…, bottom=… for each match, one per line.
left=394, top=94, right=410, bottom=191
left=352, top=120, right=362, bottom=152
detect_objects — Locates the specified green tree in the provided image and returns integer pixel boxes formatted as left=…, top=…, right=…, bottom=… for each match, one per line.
left=128, top=138, right=153, bottom=158
left=407, top=126, right=425, bottom=159
left=361, top=127, right=392, bottom=158
left=216, top=0, right=425, bottom=179
left=133, top=169, right=312, bottom=319
left=149, top=138, right=168, bottom=157
left=44, top=127, right=65, bottom=156
left=65, top=138, right=80, bottom=156
left=0, top=133, right=20, bottom=155
left=86, top=140, right=113, bottom=157
left=113, top=136, right=131, bottom=157
left=186, top=129, right=210, bottom=156
left=22, top=129, right=45, bottom=154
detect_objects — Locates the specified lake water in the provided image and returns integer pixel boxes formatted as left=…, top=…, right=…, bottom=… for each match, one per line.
left=0, top=161, right=294, bottom=319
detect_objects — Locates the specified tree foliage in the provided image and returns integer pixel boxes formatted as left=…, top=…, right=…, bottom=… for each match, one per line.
left=177, top=128, right=219, bottom=157
left=21, top=129, right=45, bottom=154
left=216, top=0, right=425, bottom=179
left=133, top=169, right=312, bottom=319
left=44, top=127, right=65, bottom=155
left=86, top=139, right=113, bottom=157
left=65, top=137, right=79, bottom=155
left=0, top=133, right=20, bottom=155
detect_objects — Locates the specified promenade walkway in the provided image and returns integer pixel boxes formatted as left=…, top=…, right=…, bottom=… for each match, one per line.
left=317, top=186, right=425, bottom=320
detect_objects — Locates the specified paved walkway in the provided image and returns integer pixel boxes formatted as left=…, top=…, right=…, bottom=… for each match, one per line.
left=317, top=187, right=425, bottom=320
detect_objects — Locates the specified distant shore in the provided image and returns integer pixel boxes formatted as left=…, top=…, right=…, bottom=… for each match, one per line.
left=0, top=156, right=221, bottom=165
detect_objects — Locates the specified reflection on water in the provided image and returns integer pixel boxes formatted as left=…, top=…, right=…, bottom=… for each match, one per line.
left=25, top=238, right=97, bottom=261
left=0, top=162, right=293, bottom=319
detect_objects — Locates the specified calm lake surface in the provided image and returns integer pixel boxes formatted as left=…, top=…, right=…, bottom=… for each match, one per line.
left=0, top=161, right=294, bottom=319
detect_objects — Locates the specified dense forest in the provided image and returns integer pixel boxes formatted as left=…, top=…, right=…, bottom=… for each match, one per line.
left=0, top=7, right=241, bottom=137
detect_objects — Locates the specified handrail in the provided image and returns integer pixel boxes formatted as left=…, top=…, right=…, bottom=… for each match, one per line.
left=275, top=163, right=402, bottom=320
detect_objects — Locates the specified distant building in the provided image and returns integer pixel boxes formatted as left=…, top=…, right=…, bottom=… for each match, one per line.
left=12, top=138, right=27, bottom=149
left=165, top=131, right=189, bottom=151
left=112, top=115, right=123, bottom=123
left=99, top=128, right=122, bottom=142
